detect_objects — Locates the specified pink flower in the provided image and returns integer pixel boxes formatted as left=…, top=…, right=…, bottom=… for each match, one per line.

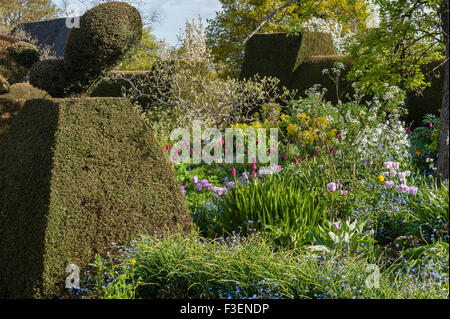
left=327, top=182, right=337, bottom=192
left=428, top=123, right=433, bottom=128
left=251, top=163, right=257, bottom=171
left=330, top=148, right=337, bottom=155
left=252, top=171, right=257, bottom=178
left=314, top=150, right=319, bottom=157
left=231, top=168, right=236, bottom=176
left=385, top=180, right=395, bottom=189
left=282, top=155, right=286, bottom=161
left=221, top=163, right=225, bottom=168
left=409, top=186, right=418, bottom=195
left=308, top=157, right=312, bottom=161
left=166, top=144, right=172, bottom=151
left=169, top=162, right=174, bottom=167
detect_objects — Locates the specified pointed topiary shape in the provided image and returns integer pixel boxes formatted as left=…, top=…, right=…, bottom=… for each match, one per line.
left=0, top=97, right=191, bottom=298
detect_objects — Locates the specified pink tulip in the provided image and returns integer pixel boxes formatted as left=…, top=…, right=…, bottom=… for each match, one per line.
left=231, top=168, right=236, bottom=176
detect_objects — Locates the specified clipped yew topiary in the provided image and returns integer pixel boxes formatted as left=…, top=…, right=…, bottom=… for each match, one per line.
left=0, top=97, right=191, bottom=298
left=63, top=1, right=143, bottom=94
left=0, top=74, right=10, bottom=94
left=29, top=2, right=142, bottom=97
left=0, top=35, right=40, bottom=84
left=0, top=97, right=25, bottom=138
left=29, top=59, right=68, bottom=97
left=240, top=32, right=335, bottom=84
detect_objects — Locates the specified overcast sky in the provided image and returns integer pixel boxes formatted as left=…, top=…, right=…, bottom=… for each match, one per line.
left=55, top=0, right=222, bottom=45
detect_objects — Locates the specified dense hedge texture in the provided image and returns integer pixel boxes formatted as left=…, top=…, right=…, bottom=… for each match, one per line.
left=63, top=1, right=142, bottom=94
left=240, top=32, right=335, bottom=84
left=29, top=59, right=68, bottom=98
left=0, top=74, right=9, bottom=94
left=0, top=35, right=39, bottom=84
left=0, top=83, right=49, bottom=100
left=0, top=97, right=191, bottom=298
left=0, top=97, right=25, bottom=138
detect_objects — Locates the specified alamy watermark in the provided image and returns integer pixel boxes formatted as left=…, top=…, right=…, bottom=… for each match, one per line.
left=65, top=4, right=81, bottom=29
left=168, top=121, right=279, bottom=169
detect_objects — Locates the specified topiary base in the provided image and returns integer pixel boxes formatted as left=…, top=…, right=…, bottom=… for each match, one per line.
left=0, top=97, right=191, bottom=298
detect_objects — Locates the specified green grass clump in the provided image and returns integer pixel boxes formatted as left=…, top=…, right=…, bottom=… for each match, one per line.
left=0, top=97, right=191, bottom=298
left=85, top=232, right=448, bottom=299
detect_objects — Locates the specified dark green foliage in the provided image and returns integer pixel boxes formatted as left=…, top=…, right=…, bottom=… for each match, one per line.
left=240, top=32, right=335, bottom=84
left=89, top=71, right=147, bottom=97
left=29, top=59, right=68, bottom=97
left=0, top=35, right=39, bottom=84
left=6, top=42, right=40, bottom=68
left=63, top=2, right=143, bottom=94
left=289, top=55, right=352, bottom=104
left=240, top=33, right=444, bottom=124
left=0, top=97, right=25, bottom=138
left=0, top=97, right=191, bottom=298
left=405, top=58, right=445, bottom=127
left=0, top=82, right=49, bottom=99
left=0, top=74, right=9, bottom=94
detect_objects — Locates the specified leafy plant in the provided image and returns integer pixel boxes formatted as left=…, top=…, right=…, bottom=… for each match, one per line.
left=309, top=219, right=377, bottom=256
left=215, top=172, right=328, bottom=247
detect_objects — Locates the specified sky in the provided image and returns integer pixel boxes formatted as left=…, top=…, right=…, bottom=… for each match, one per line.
left=55, top=0, right=222, bottom=45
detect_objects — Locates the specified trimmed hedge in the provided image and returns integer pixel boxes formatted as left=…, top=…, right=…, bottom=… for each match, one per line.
left=0, top=82, right=49, bottom=99
left=288, top=55, right=352, bottom=104
left=0, top=97, right=25, bottom=138
left=0, top=97, right=191, bottom=298
left=0, top=35, right=39, bottom=84
left=405, top=58, right=445, bottom=126
left=240, top=32, right=335, bottom=83
left=63, top=2, right=142, bottom=94
left=29, top=59, right=68, bottom=98
left=0, top=74, right=9, bottom=94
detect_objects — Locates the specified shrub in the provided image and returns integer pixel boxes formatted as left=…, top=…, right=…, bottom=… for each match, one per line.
left=240, top=32, right=335, bottom=84
left=0, top=97, right=25, bottom=138
left=29, top=59, right=68, bottom=97
left=0, top=97, right=191, bottom=298
left=0, top=35, right=39, bottom=84
left=6, top=41, right=40, bottom=68
left=1, top=83, right=49, bottom=99
left=0, top=74, right=9, bottom=94
left=63, top=1, right=143, bottom=94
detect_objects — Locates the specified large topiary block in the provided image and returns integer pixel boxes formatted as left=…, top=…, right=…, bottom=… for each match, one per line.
left=240, top=32, right=335, bottom=84
left=0, top=97, right=191, bottom=298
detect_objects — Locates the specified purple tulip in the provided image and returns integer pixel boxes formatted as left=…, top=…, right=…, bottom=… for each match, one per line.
left=409, top=186, right=418, bottom=195
left=327, top=182, right=337, bottom=192
left=385, top=180, right=395, bottom=189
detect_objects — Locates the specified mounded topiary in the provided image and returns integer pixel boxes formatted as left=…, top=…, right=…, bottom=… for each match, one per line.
left=0, top=35, right=40, bottom=84
left=6, top=42, right=40, bottom=69
left=63, top=1, right=143, bottom=94
left=0, top=74, right=10, bottom=94
left=29, top=59, right=68, bottom=97
left=0, top=97, right=25, bottom=138
left=0, top=97, right=191, bottom=298
left=0, top=82, right=49, bottom=99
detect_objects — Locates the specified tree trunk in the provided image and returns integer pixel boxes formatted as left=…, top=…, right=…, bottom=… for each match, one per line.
left=437, top=0, right=449, bottom=182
